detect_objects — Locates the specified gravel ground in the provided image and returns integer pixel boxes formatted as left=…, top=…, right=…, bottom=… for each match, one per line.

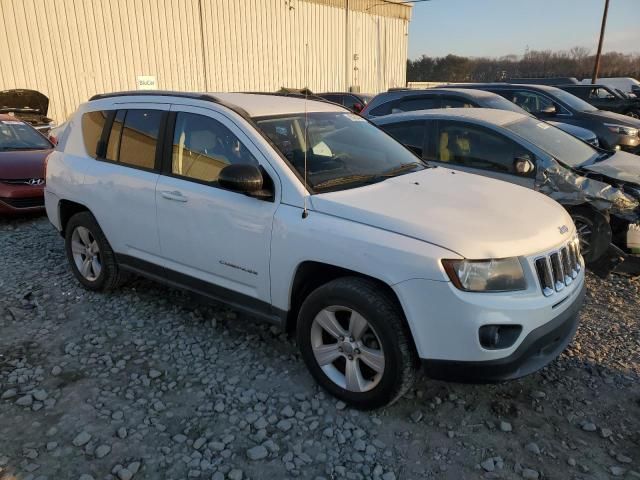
left=0, top=215, right=638, bottom=480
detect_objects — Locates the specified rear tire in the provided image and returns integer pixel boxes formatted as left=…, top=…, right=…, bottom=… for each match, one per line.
left=65, top=211, right=126, bottom=291
left=296, top=277, right=419, bottom=409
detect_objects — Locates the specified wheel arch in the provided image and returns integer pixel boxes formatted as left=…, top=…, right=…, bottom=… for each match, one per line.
left=286, top=261, right=409, bottom=334
left=58, top=199, right=90, bottom=237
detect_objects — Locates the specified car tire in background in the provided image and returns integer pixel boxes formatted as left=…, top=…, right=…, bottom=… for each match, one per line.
left=296, top=277, right=419, bottom=409
left=64, top=211, right=126, bottom=291
left=569, top=206, right=612, bottom=264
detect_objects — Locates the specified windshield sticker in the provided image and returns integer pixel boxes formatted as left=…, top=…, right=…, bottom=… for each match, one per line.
left=1, top=120, right=25, bottom=125
left=536, top=122, right=550, bottom=130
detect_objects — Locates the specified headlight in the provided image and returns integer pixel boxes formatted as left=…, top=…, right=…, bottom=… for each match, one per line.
left=605, top=124, right=639, bottom=137
left=442, top=257, right=527, bottom=292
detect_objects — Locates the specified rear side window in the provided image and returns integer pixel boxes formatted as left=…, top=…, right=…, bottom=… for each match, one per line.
left=81, top=111, right=108, bottom=158
left=441, top=97, right=474, bottom=109
left=392, top=97, right=440, bottom=113
left=368, top=102, right=393, bottom=117
left=103, top=109, right=163, bottom=170
left=381, top=121, right=425, bottom=157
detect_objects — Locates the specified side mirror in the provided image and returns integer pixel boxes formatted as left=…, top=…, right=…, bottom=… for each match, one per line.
left=352, top=102, right=364, bottom=113
left=514, top=156, right=534, bottom=175
left=218, top=164, right=272, bottom=199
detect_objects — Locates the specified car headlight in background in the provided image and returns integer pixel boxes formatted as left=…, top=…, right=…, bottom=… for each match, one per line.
left=605, top=124, right=639, bottom=137
left=442, top=257, right=527, bottom=292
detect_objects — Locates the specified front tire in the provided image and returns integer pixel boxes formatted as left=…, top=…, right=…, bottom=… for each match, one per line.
left=569, top=206, right=611, bottom=264
left=65, top=211, right=125, bottom=291
left=297, top=277, right=419, bottom=409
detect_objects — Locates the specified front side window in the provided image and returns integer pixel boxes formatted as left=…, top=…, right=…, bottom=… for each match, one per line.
left=0, top=119, right=52, bottom=151
left=380, top=121, right=426, bottom=157
left=436, top=121, right=528, bottom=175
left=255, top=112, right=426, bottom=192
left=171, top=112, right=258, bottom=183
left=81, top=111, right=108, bottom=158
left=512, top=91, right=554, bottom=114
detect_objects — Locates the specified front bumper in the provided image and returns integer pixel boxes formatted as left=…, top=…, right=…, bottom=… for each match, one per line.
left=0, top=182, right=45, bottom=214
left=423, top=281, right=585, bottom=382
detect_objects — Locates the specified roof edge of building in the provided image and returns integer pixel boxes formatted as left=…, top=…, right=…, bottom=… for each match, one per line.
left=301, top=0, right=412, bottom=21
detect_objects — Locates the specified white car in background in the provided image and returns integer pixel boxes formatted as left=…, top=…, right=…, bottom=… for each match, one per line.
left=44, top=92, right=585, bottom=408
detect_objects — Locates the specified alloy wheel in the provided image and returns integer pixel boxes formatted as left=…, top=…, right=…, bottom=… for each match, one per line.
left=573, top=216, right=593, bottom=259
left=310, top=306, right=385, bottom=393
left=71, top=226, right=102, bottom=281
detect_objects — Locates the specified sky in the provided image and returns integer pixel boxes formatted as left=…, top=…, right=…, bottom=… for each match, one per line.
left=408, top=0, right=640, bottom=59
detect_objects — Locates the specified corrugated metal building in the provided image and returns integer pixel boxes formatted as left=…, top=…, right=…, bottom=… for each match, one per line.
left=0, top=0, right=411, bottom=123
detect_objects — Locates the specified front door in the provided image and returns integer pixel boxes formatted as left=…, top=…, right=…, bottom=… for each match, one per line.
left=155, top=105, right=279, bottom=308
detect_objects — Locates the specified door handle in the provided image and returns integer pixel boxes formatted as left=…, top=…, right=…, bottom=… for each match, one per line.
left=160, top=190, right=188, bottom=202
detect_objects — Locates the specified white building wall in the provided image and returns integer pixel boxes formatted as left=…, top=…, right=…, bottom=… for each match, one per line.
left=0, top=0, right=410, bottom=123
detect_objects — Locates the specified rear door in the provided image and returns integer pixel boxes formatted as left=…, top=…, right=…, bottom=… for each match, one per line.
left=82, top=105, right=168, bottom=264
left=428, top=120, right=536, bottom=188
left=155, top=104, right=279, bottom=307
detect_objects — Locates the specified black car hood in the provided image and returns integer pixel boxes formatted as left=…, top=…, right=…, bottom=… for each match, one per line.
left=583, top=108, right=640, bottom=127
left=582, top=151, right=640, bottom=185
left=0, top=89, right=49, bottom=115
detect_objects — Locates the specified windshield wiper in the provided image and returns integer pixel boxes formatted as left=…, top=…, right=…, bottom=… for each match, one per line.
left=313, top=163, right=424, bottom=191
left=314, top=174, right=382, bottom=190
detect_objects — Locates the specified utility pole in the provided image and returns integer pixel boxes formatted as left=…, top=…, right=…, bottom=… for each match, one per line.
left=591, top=0, right=610, bottom=84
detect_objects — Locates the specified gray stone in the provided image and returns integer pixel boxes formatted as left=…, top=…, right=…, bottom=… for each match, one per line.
left=73, top=431, right=92, bottom=447
left=173, top=434, right=187, bottom=444
left=499, top=421, right=512, bottom=432
left=582, top=422, right=597, bottom=432
left=616, top=454, right=632, bottom=464
left=610, top=466, right=626, bottom=477
left=149, top=369, right=162, bottom=379
left=481, top=458, right=495, bottom=472
left=247, top=445, right=268, bottom=461
left=95, top=444, right=111, bottom=458
left=522, top=468, right=539, bottom=479
left=16, top=394, right=33, bottom=406
left=117, top=468, right=133, bottom=480
left=525, top=442, right=541, bottom=455
left=228, top=469, right=243, bottom=480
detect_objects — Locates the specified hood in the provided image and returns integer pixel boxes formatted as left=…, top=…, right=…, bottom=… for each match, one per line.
left=585, top=109, right=640, bottom=128
left=310, top=168, right=573, bottom=259
left=582, top=151, right=640, bottom=185
left=0, top=149, right=50, bottom=180
left=548, top=121, right=596, bottom=141
left=0, top=89, right=49, bottom=115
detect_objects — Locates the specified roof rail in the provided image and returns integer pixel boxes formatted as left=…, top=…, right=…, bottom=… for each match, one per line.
left=88, top=90, right=252, bottom=121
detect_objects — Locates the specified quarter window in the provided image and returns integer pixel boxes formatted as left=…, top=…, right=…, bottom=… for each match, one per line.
left=441, top=98, right=474, bottom=109
left=171, top=112, right=258, bottom=183
left=81, top=111, right=108, bottom=158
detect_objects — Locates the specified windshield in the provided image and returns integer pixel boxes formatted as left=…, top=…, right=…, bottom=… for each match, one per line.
left=505, top=117, right=599, bottom=167
left=551, top=88, right=598, bottom=112
left=255, top=112, right=426, bottom=192
left=0, top=120, right=51, bottom=150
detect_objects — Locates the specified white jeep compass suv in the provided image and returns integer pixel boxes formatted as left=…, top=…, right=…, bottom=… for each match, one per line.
left=45, top=91, right=586, bottom=408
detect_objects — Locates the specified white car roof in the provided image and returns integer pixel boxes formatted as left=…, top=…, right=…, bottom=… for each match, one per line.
left=372, top=107, right=528, bottom=126
left=87, top=91, right=346, bottom=118
left=212, top=93, right=345, bottom=117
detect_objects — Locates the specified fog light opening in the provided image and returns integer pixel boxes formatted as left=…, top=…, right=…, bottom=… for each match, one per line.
left=479, top=325, right=522, bottom=350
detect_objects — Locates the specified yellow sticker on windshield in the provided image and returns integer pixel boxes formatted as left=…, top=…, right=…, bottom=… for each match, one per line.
left=536, top=122, right=550, bottom=130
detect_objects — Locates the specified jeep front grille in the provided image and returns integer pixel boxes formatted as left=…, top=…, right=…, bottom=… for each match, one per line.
left=535, top=239, right=581, bottom=297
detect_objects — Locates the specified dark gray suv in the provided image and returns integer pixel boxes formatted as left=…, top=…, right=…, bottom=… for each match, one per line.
left=447, top=83, right=640, bottom=154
